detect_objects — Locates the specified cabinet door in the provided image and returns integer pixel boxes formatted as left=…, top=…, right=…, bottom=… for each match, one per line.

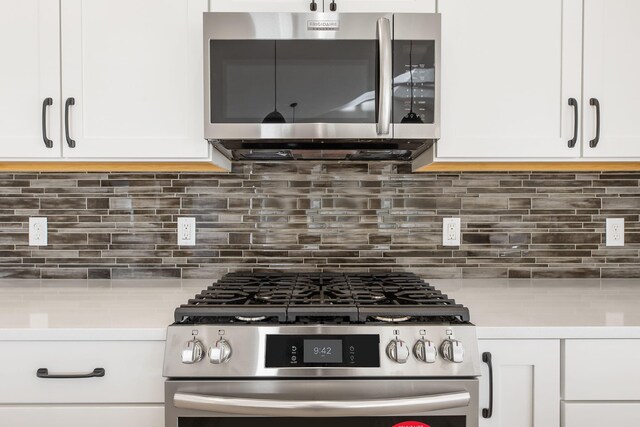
left=210, top=0, right=312, bottom=12
left=563, top=403, right=640, bottom=427
left=330, top=0, right=435, bottom=13
left=0, top=340, right=164, bottom=403
left=0, top=405, right=163, bottom=427
left=60, top=0, right=209, bottom=159
left=582, top=0, right=640, bottom=158
left=479, top=340, right=560, bottom=427
left=437, top=0, right=582, bottom=159
left=0, top=0, right=60, bottom=159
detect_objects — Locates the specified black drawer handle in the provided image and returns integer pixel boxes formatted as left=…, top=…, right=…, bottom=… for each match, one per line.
left=568, top=98, right=578, bottom=148
left=37, top=367, right=105, bottom=379
left=589, top=98, right=600, bottom=148
left=64, top=97, right=76, bottom=148
left=482, top=352, right=493, bottom=418
left=330, top=0, right=337, bottom=11
left=42, top=98, right=54, bottom=148
left=309, top=0, right=317, bottom=11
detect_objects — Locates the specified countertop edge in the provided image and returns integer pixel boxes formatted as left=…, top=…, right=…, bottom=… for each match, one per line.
left=0, top=328, right=168, bottom=341
left=3, top=326, right=640, bottom=341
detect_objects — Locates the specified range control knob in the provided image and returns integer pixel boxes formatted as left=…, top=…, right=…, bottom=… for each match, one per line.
left=181, top=338, right=205, bottom=364
left=209, top=338, right=232, bottom=364
left=413, top=338, right=437, bottom=363
left=441, top=339, right=464, bottom=363
left=386, top=338, right=410, bottom=364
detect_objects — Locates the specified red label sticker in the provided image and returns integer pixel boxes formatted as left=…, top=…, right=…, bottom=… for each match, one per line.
left=393, top=422, right=430, bottom=427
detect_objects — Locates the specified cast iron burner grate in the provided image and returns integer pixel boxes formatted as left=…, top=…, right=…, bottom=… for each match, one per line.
left=174, top=272, right=470, bottom=324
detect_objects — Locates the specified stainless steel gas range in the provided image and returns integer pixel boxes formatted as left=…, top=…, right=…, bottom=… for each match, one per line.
left=163, top=272, right=481, bottom=427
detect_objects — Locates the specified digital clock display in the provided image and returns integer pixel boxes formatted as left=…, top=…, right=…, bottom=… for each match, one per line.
left=303, top=339, right=343, bottom=363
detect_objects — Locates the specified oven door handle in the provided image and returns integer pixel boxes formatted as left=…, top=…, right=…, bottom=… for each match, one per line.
left=376, top=17, right=392, bottom=136
left=174, top=390, right=470, bottom=416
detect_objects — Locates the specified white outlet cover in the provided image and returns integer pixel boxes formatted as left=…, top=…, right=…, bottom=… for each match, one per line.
left=29, top=217, right=47, bottom=246
left=606, top=218, right=624, bottom=247
left=177, top=217, right=196, bottom=246
left=442, top=217, right=461, bottom=246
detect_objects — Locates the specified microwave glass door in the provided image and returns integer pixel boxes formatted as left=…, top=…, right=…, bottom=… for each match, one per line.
left=210, top=40, right=377, bottom=125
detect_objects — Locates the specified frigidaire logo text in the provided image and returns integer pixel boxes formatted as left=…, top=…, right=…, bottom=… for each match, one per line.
left=307, top=20, right=340, bottom=31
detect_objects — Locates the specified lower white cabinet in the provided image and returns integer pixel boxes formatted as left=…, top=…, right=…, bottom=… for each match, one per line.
left=563, top=340, right=640, bottom=424
left=0, top=405, right=163, bottom=427
left=564, top=339, right=640, bottom=401
left=478, top=340, right=560, bottom=427
left=563, top=402, right=640, bottom=426
left=0, top=340, right=164, bottom=404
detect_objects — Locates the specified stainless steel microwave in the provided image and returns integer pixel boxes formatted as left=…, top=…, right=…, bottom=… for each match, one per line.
left=203, top=12, right=441, bottom=161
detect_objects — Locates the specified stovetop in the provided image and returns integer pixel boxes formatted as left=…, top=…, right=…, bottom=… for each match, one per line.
left=174, top=272, right=470, bottom=325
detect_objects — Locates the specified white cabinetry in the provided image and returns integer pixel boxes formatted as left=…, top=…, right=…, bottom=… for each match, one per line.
left=0, top=0, right=61, bottom=159
left=0, top=0, right=228, bottom=166
left=333, top=0, right=435, bottom=13
left=0, top=339, right=164, bottom=427
left=564, top=339, right=640, bottom=400
left=562, top=340, right=640, bottom=425
left=0, top=405, right=163, bottom=427
left=582, top=0, right=640, bottom=158
left=437, top=0, right=582, bottom=160
left=210, top=0, right=312, bottom=12
left=563, top=402, right=640, bottom=427
left=437, top=0, right=640, bottom=162
left=210, top=0, right=434, bottom=13
left=478, top=340, right=560, bottom=427
left=60, top=0, right=209, bottom=159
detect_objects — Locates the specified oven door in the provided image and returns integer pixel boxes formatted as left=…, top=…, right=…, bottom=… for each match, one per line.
left=166, top=379, right=478, bottom=427
left=203, top=12, right=393, bottom=141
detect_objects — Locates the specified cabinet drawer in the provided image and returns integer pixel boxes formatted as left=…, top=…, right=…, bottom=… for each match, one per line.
left=0, top=405, right=163, bottom=427
left=563, top=402, right=640, bottom=426
left=0, top=341, right=164, bottom=403
left=564, top=339, right=640, bottom=400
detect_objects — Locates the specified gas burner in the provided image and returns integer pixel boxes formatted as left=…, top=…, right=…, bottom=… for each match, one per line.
left=372, top=315, right=413, bottom=323
left=235, top=316, right=267, bottom=322
left=174, top=272, right=470, bottom=324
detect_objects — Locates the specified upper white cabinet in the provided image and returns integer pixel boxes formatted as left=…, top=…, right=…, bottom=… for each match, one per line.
left=210, top=0, right=434, bottom=13
left=210, top=0, right=313, bottom=12
left=333, top=0, right=435, bottom=13
left=437, top=0, right=582, bottom=160
left=0, top=0, right=61, bottom=159
left=582, top=0, right=640, bottom=158
left=60, top=0, right=209, bottom=159
left=478, top=340, right=560, bottom=427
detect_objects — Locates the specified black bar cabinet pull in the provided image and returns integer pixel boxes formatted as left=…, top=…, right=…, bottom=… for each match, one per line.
left=568, top=98, right=578, bottom=148
left=37, top=367, right=105, bottom=379
left=589, top=98, right=600, bottom=148
left=309, top=0, right=317, bottom=11
left=64, top=97, right=76, bottom=148
left=330, top=0, right=337, bottom=11
left=41, top=98, right=53, bottom=148
left=482, top=352, right=493, bottom=419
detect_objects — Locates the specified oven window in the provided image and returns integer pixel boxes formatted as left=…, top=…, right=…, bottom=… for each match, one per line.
left=179, top=416, right=465, bottom=427
left=393, top=40, right=436, bottom=124
left=210, top=40, right=377, bottom=124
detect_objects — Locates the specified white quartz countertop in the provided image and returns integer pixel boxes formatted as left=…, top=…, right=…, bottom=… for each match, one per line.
left=1, top=278, right=639, bottom=340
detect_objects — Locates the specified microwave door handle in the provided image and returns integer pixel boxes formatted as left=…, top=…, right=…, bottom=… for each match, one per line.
left=174, top=391, right=470, bottom=416
left=376, top=17, right=392, bottom=136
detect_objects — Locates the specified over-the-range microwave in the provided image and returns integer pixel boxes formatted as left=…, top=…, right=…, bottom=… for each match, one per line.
left=204, top=12, right=440, bottom=161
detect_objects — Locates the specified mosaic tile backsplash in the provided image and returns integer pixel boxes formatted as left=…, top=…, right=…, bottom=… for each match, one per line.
left=1, top=162, right=640, bottom=279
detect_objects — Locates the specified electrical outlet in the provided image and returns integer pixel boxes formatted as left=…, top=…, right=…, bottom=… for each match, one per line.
left=29, top=217, right=47, bottom=246
left=442, top=217, right=461, bottom=246
left=606, top=218, right=624, bottom=247
left=177, top=217, right=196, bottom=246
